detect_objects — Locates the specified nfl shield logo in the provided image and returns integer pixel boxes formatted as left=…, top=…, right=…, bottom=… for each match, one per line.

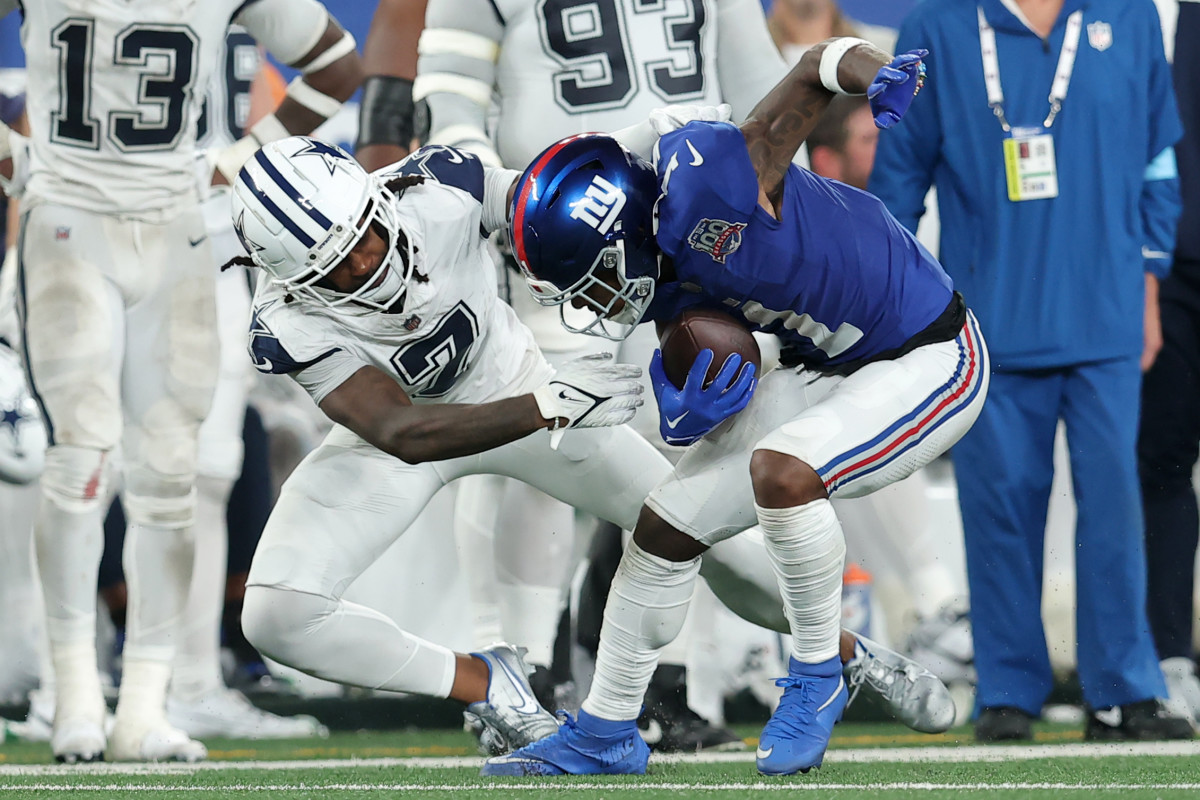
left=54, top=227, right=70, bottom=240
left=1087, top=21, right=1112, bottom=51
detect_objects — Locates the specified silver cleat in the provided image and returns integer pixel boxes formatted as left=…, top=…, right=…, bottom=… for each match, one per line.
left=462, top=644, right=560, bottom=756
left=845, top=633, right=957, bottom=734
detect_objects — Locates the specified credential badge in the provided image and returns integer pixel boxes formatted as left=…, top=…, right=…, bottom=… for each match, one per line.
left=1087, top=21, right=1112, bottom=51
left=688, top=219, right=746, bottom=264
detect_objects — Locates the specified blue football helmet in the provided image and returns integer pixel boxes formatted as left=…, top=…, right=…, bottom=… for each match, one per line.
left=509, top=134, right=660, bottom=340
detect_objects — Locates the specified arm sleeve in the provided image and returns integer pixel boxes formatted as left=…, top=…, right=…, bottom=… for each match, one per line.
left=866, top=12, right=942, bottom=234
left=482, top=166, right=520, bottom=233
left=234, top=0, right=329, bottom=65
left=415, top=0, right=503, bottom=166
left=713, top=0, right=788, bottom=123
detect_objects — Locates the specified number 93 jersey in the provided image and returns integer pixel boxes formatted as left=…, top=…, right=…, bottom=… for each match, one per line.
left=474, top=0, right=781, bottom=169
left=248, top=148, right=553, bottom=409
left=14, top=0, right=324, bottom=223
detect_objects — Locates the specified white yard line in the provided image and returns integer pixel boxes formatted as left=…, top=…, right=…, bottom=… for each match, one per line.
left=2, top=783, right=1200, bottom=793
left=0, top=739, right=1198, bottom=779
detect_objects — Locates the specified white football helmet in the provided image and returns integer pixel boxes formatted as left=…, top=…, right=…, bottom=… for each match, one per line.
left=230, top=136, right=413, bottom=311
left=0, top=341, right=45, bottom=485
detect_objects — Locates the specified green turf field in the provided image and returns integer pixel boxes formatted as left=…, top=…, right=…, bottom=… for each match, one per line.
left=2, top=723, right=1199, bottom=799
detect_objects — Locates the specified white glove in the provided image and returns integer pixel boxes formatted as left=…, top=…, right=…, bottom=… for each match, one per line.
left=532, top=352, right=644, bottom=448
left=0, top=126, right=30, bottom=199
left=647, top=104, right=733, bottom=136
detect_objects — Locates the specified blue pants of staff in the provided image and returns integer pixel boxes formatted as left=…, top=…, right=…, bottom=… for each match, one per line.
left=953, top=355, right=1167, bottom=714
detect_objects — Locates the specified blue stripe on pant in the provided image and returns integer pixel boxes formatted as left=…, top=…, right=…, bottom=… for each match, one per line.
left=953, top=355, right=1166, bottom=714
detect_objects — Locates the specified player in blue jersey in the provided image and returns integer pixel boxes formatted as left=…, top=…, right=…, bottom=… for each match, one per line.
left=484, top=37, right=990, bottom=777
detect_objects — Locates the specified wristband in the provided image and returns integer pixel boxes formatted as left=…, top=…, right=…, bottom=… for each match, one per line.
left=356, top=75, right=416, bottom=149
left=819, top=37, right=872, bottom=95
left=285, top=76, right=344, bottom=119
left=212, top=114, right=290, bottom=184
left=300, top=31, right=356, bottom=75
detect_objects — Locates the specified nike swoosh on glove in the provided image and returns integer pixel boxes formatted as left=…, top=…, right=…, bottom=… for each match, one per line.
left=868, top=49, right=928, bottom=130
left=533, top=352, right=644, bottom=449
left=649, top=348, right=756, bottom=447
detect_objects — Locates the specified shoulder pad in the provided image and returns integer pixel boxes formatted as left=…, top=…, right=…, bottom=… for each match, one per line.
left=248, top=302, right=340, bottom=375
left=391, top=145, right=485, bottom=204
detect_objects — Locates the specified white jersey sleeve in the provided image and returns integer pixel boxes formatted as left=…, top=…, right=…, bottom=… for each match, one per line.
left=233, top=0, right=328, bottom=67
left=714, top=0, right=788, bottom=122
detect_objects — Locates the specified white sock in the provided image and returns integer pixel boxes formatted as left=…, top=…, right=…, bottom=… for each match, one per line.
left=36, top=494, right=105, bottom=721
left=496, top=481, right=576, bottom=667
left=581, top=541, right=699, bottom=722
left=114, top=658, right=171, bottom=730
left=756, top=499, right=845, bottom=664
left=122, top=522, right=194, bottom=662
left=172, top=475, right=234, bottom=700
left=452, top=474, right=505, bottom=647
left=496, top=584, right=560, bottom=667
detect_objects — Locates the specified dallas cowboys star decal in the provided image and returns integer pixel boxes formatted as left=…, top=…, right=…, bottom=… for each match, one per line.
left=0, top=406, right=23, bottom=436
left=292, top=139, right=351, bottom=175
left=234, top=210, right=265, bottom=254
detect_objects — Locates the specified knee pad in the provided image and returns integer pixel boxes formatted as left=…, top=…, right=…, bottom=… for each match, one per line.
left=242, top=584, right=331, bottom=665
left=122, top=465, right=196, bottom=529
left=41, top=444, right=111, bottom=513
left=122, top=426, right=199, bottom=528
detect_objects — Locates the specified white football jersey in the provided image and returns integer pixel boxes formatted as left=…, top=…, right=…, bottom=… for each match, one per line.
left=419, top=0, right=786, bottom=169
left=248, top=148, right=552, bottom=408
left=196, top=27, right=261, bottom=151
left=16, top=0, right=324, bottom=223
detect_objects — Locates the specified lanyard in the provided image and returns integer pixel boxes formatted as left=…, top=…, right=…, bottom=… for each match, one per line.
left=977, top=6, right=1083, bottom=131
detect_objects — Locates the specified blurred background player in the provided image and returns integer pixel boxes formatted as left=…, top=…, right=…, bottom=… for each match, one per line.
left=1139, top=0, right=1200, bottom=730
left=413, top=0, right=789, bottom=751
left=0, top=0, right=362, bottom=762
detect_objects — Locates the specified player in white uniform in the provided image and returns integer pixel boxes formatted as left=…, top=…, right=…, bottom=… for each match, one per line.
left=166, top=27, right=324, bottom=741
left=414, top=0, right=788, bottom=748
left=1, top=0, right=361, bottom=762
left=229, top=135, right=652, bottom=754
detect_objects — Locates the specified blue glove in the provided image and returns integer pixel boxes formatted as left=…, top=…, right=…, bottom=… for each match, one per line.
left=649, top=348, right=757, bottom=446
left=867, top=49, right=928, bottom=130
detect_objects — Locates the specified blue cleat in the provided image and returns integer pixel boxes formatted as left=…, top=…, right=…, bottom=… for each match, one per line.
left=755, top=654, right=848, bottom=776
left=481, top=709, right=650, bottom=776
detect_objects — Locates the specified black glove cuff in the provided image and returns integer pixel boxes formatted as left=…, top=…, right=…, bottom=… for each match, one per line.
left=355, top=76, right=416, bottom=150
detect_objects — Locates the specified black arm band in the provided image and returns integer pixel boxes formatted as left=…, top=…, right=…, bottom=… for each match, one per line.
left=356, top=75, right=416, bottom=150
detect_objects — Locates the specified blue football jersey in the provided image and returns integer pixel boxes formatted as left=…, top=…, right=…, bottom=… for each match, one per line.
left=648, top=122, right=955, bottom=369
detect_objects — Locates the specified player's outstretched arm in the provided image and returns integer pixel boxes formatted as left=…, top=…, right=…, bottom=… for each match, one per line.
left=318, top=354, right=643, bottom=463
left=319, top=365, right=552, bottom=464
left=739, top=38, right=891, bottom=213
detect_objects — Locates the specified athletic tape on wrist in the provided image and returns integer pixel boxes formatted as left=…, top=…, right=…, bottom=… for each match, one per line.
left=286, top=76, right=345, bottom=119
left=819, top=37, right=872, bottom=95
left=212, top=114, right=290, bottom=184
left=300, top=31, right=356, bottom=75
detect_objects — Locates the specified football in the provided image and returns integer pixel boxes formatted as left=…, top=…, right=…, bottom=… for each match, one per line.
left=658, top=307, right=761, bottom=389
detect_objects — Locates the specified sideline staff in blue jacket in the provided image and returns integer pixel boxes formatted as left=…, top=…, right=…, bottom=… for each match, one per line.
left=871, top=0, right=1192, bottom=741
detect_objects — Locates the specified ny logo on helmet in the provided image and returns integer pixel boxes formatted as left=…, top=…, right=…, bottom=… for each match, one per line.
left=569, top=175, right=627, bottom=235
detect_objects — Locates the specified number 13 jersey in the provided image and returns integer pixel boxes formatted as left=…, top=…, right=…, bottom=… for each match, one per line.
left=13, top=0, right=326, bottom=223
